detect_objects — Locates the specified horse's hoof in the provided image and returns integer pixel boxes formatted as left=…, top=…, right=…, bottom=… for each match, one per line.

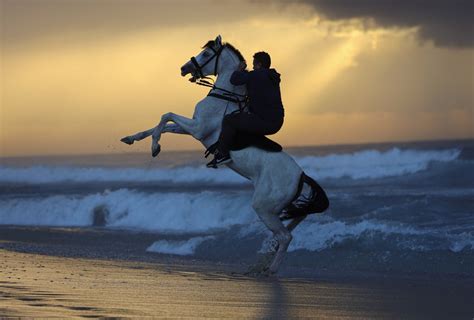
left=268, top=266, right=279, bottom=275
left=244, top=267, right=275, bottom=278
left=120, top=136, right=134, bottom=145
left=152, top=142, right=161, bottom=157
left=261, top=268, right=277, bottom=277
left=244, top=270, right=267, bottom=278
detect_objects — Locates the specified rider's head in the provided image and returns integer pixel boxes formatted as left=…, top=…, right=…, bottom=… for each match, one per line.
left=253, top=51, right=271, bottom=70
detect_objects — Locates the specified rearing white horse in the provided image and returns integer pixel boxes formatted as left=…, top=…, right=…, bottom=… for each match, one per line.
left=121, top=35, right=329, bottom=275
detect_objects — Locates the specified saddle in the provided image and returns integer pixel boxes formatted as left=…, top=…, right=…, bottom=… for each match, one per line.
left=205, top=134, right=282, bottom=158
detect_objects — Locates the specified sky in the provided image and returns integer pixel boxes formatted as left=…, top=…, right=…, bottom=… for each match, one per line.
left=1, top=0, right=473, bottom=156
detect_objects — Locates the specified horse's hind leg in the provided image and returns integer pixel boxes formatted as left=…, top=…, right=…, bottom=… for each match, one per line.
left=287, top=215, right=306, bottom=232
left=253, top=203, right=293, bottom=275
left=268, top=215, right=306, bottom=252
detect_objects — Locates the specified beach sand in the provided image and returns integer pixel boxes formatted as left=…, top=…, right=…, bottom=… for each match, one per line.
left=1, top=227, right=473, bottom=319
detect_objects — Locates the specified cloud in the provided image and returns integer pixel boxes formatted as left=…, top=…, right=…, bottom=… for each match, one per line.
left=1, top=0, right=260, bottom=48
left=4, top=0, right=471, bottom=49
left=296, top=0, right=473, bottom=48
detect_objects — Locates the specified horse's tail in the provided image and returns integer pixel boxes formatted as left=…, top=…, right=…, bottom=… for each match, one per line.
left=303, top=172, right=329, bottom=214
left=279, top=172, right=329, bottom=221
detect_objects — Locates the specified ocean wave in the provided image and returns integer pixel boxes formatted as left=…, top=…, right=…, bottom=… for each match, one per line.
left=0, top=188, right=472, bottom=254
left=0, top=148, right=461, bottom=184
left=0, top=165, right=247, bottom=185
left=287, top=220, right=422, bottom=252
left=0, top=189, right=255, bottom=232
left=298, top=147, right=461, bottom=180
left=282, top=219, right=473, bottom=253
left=448, top=233, right=474, bottom=252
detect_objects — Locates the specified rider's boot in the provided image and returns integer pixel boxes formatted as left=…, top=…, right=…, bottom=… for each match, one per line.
left=206, top=150, right=231, bottom=168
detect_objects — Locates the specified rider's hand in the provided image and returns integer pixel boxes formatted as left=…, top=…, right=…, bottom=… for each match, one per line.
left=238, top=61, right=247, bottom=71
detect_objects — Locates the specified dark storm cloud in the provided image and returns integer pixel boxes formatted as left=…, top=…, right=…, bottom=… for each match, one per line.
left=297, top=0, right=473, bottom=48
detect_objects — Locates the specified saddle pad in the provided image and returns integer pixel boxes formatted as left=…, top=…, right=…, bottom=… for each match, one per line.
left=230, top=134, right=282, bottom=152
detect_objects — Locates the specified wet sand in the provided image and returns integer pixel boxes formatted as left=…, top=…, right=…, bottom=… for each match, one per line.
left=1, top=227, right=473, bottom=319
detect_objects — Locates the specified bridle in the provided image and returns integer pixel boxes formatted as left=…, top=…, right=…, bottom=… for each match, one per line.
left=190, top=45, right=224, bottom=78
left=190, top=45, right=248, bottom=110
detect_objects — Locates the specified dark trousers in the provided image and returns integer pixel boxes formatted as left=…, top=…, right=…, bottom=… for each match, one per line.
left=218, top=112, right=283, bottom=155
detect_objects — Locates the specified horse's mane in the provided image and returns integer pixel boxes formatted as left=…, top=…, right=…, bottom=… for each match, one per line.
left=202, top=40, right=245, bottom=62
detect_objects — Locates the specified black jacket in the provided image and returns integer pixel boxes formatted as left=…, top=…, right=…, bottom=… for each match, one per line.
left=230, top=68, right=284, bottom=121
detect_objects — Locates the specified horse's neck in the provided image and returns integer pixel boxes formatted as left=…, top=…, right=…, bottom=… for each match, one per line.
left=197, top=69, right=244, bottom=149
left=198, top=53, right=246, bottom=149
left=212, top=69, right=246, bottom=97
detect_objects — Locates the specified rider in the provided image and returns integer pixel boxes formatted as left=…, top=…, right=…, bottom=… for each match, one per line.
left=207, top=51, right=284, bottom=168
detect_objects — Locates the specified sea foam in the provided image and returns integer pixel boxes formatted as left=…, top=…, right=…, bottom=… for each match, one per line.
left=146, top=236, right=215, bottom=255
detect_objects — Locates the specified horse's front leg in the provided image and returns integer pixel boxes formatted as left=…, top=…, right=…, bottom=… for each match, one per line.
left=120, top=128, right=154, bottom=145
left=120, top=119, right=191, bottom=146
left=162, top=123, right=188, bottom=134
left=151, top=112, right=207, bottom=157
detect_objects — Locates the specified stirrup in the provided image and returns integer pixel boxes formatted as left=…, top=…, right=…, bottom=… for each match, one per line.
left=204, top=142, right=219, bottom=158
left=206, top=159, right=218, bottom=169
left=214, top=156, right=231, bottom=166
left=206, top=153, right=231, bottom=168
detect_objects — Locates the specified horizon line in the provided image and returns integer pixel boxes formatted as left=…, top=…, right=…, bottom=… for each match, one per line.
left=1, top=137, right=473, bottom=159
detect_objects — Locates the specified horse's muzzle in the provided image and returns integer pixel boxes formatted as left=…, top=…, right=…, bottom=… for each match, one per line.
left=180, top=62, right=194, bottom=77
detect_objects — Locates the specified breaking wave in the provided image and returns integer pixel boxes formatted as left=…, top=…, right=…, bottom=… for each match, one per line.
left=0, top=188, right=472, bottom=254
left=0, top=148, right=461, bottom=184
left=0, top=189, right=255, bottom=232
left=299, top=147, right=461, bottom=180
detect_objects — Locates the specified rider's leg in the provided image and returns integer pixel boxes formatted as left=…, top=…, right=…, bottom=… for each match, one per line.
left=207, top=113, right=284, bottom=167
left=218, top=112, right=284, bottom=156
left=205, top=113, right=242, bottom=167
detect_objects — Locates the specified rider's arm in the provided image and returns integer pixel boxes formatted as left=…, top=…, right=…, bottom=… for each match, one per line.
left=230, top=70, right=250, bottom=86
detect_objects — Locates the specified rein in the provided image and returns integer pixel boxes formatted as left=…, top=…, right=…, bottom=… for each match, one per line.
left=195, top=77, right=248, bottom=110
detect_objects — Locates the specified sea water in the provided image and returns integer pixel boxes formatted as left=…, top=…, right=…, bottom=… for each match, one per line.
left=1, top=139, right=473, bottom=275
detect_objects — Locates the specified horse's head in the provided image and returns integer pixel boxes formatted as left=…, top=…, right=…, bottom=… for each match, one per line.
left=180, top=35, right=228, bottom=81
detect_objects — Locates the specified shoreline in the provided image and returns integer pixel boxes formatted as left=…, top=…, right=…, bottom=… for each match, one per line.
left=1, top=225, right=472, bottom=282
left=1, top=226, right=473, bottom=318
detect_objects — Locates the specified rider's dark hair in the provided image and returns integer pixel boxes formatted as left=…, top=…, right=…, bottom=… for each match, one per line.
left=253, top=51, right=271, bottom=69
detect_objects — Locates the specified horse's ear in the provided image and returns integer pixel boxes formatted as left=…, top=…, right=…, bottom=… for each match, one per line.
left=215, top=35, right=222, bottom=47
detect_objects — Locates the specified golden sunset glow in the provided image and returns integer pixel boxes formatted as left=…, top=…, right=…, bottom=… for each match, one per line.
left=1, top=0, right=472, bottom=156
